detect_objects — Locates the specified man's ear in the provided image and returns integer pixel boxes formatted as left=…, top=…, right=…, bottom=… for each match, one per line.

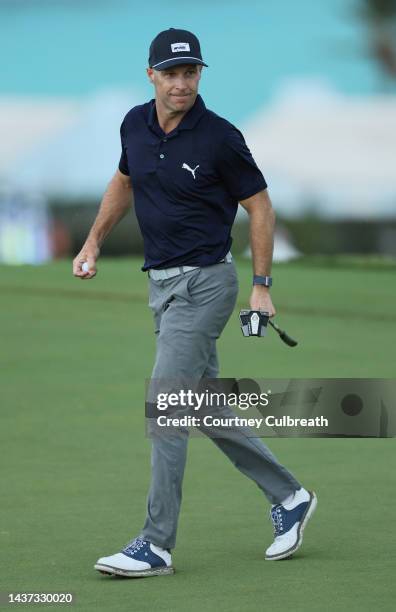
left=146, top=67, right=155, bottom=83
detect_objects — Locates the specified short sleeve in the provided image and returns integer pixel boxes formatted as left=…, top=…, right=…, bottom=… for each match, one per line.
left=216, top=127, right=267, bottom=200
left=118, top=119, right=130, bottom=176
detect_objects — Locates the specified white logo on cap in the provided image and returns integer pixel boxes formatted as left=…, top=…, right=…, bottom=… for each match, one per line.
left=171, top=42, right=190, bottom=53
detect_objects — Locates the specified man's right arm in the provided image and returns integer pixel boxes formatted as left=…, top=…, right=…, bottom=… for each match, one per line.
left=73, top=169, right=133, bottom=279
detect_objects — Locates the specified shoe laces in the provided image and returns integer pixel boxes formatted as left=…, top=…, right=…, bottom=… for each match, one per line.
left=123, top=537, right=146, bottom=555
left=270, top=505, right=285, bottom=537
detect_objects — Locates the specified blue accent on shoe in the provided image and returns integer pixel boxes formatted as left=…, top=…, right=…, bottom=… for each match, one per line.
left=121, top=538, right=166, bottom=568
left=270, top=501, right=309, bottom=536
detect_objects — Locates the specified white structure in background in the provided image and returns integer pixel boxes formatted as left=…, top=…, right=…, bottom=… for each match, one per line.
left=236, top=207, right=301, bottom=262
left=0, top=81, right=395, bottom=216
left=0, top=81, right=395, bottom=264
left=4, top=89, right=140, bottom=199
left=243, top=78, right=396, bottom=219
left=273, top=226, right=301, bottom=262
left=0, top=96, right=80, bottom=264
left=244, top=232, right=301, bottom=263
left=0, top=97, right=80, bottom=178
left=0, top=90, right=138, bottom=263
left=0, top=191, right=51, bottom=264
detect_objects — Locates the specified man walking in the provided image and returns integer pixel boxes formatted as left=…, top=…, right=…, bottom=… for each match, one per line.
left=73, top=28, right=317, bottom=578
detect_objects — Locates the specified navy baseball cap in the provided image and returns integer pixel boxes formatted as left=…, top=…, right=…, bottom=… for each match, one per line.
left=149, top=28, right=208, bottom=71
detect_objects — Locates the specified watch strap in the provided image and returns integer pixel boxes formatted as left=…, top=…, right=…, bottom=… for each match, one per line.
left=253, top=275, right=272, bottom=287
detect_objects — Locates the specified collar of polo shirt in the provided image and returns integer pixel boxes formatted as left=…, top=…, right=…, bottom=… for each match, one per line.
left=148, top=94, right=207, bottom=133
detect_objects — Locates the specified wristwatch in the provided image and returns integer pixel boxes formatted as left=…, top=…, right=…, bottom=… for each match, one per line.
left=253, top=275, right=272, bottom=287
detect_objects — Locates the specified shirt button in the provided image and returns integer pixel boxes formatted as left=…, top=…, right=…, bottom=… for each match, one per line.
left=162, top=138, right=167, bottom=142
left=159, top=153, right=165, bottom=159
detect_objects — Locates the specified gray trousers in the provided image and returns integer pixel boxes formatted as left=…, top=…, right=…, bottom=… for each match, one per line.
left=141, top=260, right=301, bottom=549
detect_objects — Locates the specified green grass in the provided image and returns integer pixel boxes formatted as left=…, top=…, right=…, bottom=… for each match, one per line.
left=1, top=257, right=395, bottom=611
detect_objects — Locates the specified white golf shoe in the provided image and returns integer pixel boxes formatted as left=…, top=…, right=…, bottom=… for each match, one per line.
left=94, top=537, right=174, bottom=577
left=265, top=488, right=317, bottom=560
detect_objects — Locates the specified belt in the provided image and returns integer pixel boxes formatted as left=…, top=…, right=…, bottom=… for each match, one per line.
left=148, top=251, right=232, bottom=281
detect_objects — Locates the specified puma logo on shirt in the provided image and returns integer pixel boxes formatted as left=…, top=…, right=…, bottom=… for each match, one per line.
left=182, top=163, right=200, bottom=179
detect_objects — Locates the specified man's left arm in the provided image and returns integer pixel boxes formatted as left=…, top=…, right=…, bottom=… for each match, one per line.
left=239, top=188, right=276, bottom=316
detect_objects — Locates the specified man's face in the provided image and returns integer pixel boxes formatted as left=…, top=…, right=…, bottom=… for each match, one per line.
left=147, top=64, right=202, bottom=114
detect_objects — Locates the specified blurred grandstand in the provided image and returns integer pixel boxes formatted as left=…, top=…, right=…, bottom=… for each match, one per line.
left=1, top=0, right=395, bottom=263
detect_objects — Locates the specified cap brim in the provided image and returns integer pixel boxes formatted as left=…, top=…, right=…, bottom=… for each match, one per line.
left=152, top=57, right=208, bottom=71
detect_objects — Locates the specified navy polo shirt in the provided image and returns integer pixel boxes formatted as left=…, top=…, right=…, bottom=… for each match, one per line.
left=118, top=94, right=267, bottom=271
